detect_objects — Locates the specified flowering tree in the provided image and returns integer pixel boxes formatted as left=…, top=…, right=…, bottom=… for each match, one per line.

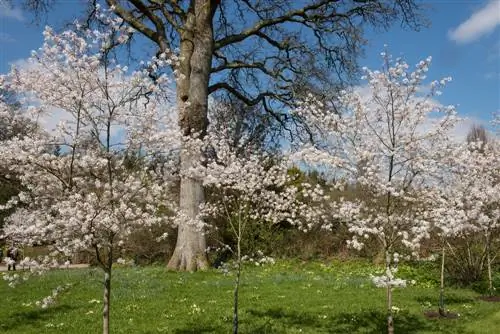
left=429, top=143, right=470, bottom=315
left=0, top=19, right=179, bottom=334
left=294, top=52, right=459, bottom=333
left=440, top=136, right=499, bottom=294
left=194, top=130, right=325, bottom=334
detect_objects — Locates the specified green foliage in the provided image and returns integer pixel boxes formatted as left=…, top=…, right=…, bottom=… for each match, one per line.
left=469, top=268, right=500, bottom=295
left=397, top=262, right=441, bottom=289
left=1, top=261, right=499, bottom=333
left=121, top=225, right=176, bottom=265
left=0, top=179, right=20, bottom=230
left=445, top=234, right=488, bottom=286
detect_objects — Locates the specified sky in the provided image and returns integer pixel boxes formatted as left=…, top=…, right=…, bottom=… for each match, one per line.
left=1, top=0, right=499, bottom=135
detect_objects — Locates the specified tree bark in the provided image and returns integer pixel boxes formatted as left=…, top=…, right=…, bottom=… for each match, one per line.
left=486, top=232, right=493, bottom=296
left=439, top=244, right=446, bottom=316
left=233, top=236, right=242, bottom=334
left=386, top=253, right=394, bottom=334
left=167, top=0, right=214, bottom=271
left=387, top=284, right=394, bottom=334
left=232, top=209, right=243, bottom=334
left=102, top=269, right=111, bottom=334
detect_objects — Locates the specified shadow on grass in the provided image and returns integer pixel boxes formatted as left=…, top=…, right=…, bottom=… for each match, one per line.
left=0, top=305, right=75, bottom=331
left=415, top=294, right=475, bottom=305
left=172, top=324, right=219, bottom=334
left=247, top=307, right=470, bottom=334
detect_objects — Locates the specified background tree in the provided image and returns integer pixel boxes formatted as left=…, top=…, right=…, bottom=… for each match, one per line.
left=432, top=134, right=499, bottom=314
left=208, top=98, right=278, bottom=157
left=18, top=0, right=427, bottom=271
left=463, top=127, right=499, bottom=295
left=439, top=125, right=499, bottom=291
left=0, top=87, right=38, bottom=235
left=430, top=143, right=472, bottom=316
left=466, top=124, right=488, bottom=153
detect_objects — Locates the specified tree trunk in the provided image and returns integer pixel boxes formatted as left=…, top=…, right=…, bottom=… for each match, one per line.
left=386, top=251, right=394, bottom=334
left=486, top=232, right=493, bottom=296
left=167, top=0, right=214, bottom=271
left=233, top=209, right=244, bottom=334
left=102, top=269, right=111, bottom=334
left=387, top=283, right=394, bottom=334
left=439, top=244, right=446, bottom=316
left=233, top=235, right=242, bottom=334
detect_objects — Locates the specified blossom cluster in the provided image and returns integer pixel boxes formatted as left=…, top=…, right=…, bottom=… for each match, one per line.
left=192, top=130, right=328, bottom=233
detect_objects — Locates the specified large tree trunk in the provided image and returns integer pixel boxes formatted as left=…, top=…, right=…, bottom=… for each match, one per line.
left=167, top=0, right=214, bottom=271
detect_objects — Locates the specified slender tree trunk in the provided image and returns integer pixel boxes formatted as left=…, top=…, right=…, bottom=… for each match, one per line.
left=439, top=244, right=446, bottom=316
left=387, top=287, right=394, bottom=334
left=486, top=233, right=493, bottom=296
left=386, top=254, right=394, bottom=334
left=102, top=269, right=111, bottom=334
left=233, top=235, right=242, bottom=334
left=168, top=1, right=215, bottom=271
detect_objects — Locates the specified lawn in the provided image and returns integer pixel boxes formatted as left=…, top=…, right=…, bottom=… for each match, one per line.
left=0, top=260, right=498, bottom=333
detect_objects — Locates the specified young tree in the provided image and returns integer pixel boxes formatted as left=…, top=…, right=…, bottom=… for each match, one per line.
left=19, top=0, right=426, bottom=270
left=195, top=130, right=326, bottom=334
left=450, top=137, right=499, bottom=295
left=294, top=52, right=459, bottom=333
left=429, top=156, right=469, bottom=316
left=0, top=19, right=179, bottom=334
left=430, top=135, right=499, bottom=315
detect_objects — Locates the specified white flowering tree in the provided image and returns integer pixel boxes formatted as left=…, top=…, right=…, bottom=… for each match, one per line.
left=436, top=138, right=499, bottom=297
left=193, top=130, right=326, bottom=334
left=294, top=52, right=459, bottom=333
left=428, top=142, right=471, bottom=316
left=0, top=17, right=180, bottom=334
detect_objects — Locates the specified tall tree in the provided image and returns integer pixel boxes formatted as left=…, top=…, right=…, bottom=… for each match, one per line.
left=466, top=124, right=488, bottom=153
left=294, top=52, right=459, bottom=333
left=21, top=0, right=425, bottom=271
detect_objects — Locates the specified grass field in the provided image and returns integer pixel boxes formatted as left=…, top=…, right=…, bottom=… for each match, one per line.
left=0, top=260, right=498, bottom=333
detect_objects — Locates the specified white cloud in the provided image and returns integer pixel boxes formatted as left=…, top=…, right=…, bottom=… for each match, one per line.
left=448, top=0, right=500, bottom=44
left=0, top=0, right=24, bottom=21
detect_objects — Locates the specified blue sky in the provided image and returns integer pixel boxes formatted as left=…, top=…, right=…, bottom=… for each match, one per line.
left=1, top=0, right=499, bottom=132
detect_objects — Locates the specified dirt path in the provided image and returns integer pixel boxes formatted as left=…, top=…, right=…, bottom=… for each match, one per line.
left=0, top=263, right=89, bottom=272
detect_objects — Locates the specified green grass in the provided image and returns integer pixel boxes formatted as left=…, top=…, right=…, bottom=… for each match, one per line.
left=0, top=260, right=498, bottom=333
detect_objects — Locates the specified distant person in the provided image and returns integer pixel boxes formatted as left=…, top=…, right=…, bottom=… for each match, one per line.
left=7, top=246, right=19, bottom=271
